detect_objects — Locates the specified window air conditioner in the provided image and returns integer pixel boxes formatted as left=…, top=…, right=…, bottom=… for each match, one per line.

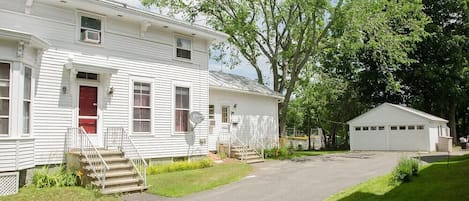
left=81, top=30, right=100, bottom=44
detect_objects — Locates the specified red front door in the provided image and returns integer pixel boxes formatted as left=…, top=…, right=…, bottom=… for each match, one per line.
left=79, top=86, right=98, bottom=134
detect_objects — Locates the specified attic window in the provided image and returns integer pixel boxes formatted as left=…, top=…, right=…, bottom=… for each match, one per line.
left=175, top=37, right=191, bottom=60
left=80, top=15, right=102, bottom=44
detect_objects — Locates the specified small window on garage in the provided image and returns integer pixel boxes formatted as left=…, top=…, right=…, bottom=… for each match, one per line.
left=362, top=126, right=369, bottom=131
left=370, top=126, right=377, bottom=131
left=408, top=125, right=415, bottom=130
left=390, top=126, right=398, bottom=130
left=355, top=127, right=361, bottom=131
left=417, top=125, right=424, bottom=130
left=399, top=125, right=406, bottom=130
left=378, top=126, right=385, bottom=130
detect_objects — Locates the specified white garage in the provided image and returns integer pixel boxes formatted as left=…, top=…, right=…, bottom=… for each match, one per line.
left=348, top=103, right=450, bottom=152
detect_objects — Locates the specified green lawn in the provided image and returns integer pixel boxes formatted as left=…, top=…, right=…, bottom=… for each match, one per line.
left=147, top=162, right=252, bottom=197
left=326, top=154, right=469, bottom=201
left=0, top=186, right=120, bottom=201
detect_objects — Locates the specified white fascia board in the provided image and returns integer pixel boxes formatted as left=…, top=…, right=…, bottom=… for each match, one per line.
left=0, top=28, right=50, bottom=50
left=210, top=85, right=284, bottom=101
left=91, top=0, right=229, bottom=43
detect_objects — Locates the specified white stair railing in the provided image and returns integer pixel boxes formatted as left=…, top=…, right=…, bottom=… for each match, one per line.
left=229, top=134, right=249, bottom=161
left=66, top=127, right=109, bottom=189
left=104, top=127, right=147, bottom=186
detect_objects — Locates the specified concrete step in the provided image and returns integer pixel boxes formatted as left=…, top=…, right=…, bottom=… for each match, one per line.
left=81, top=156, right=128, bottom=164
left=246, top=158, right=265, bottom=164
left=237, top=155, right=263, bottom=160
left=88, top=169, right=136, bottom=179
left=84, top=163, right=132, bottom=171
left=100, top=184, right=147, bottom=195
left=97, top=150, right=123, bottom=156
left=231, top=148, right=256, bottom=153
left=233, top=151, right=258, bottom=156
left=92, top=177, right=141, bottom=187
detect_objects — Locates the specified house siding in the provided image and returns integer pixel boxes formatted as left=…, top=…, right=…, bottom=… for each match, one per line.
left=208, top=89, right=279, bottom=151
left=0, top=1, right=211, bottom=167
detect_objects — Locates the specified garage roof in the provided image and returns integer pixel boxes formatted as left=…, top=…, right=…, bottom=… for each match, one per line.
left=209, top=71, right=284, bottom=100
left=348, top=103, right=448, bottom=124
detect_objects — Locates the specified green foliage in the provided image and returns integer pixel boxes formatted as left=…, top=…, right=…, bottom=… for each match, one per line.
left=264, top=145, right=295, bottom=159
left=146, top=158, right=214, bottom=175
left=218, top=151, right=227, bottom=160
left=391, top=157, right=420, bottom=184
left=0, top=186, right=120, bottom=201
left=32, top=165, right=77, bottom=188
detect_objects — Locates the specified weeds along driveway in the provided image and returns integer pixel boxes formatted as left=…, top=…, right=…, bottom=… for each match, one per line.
left=123, top=152, right=408, bottom=201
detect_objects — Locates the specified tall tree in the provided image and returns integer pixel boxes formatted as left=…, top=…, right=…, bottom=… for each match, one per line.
left=401, top=0, right=469, bottom=139
left=143, top=0, right=429, bottom=136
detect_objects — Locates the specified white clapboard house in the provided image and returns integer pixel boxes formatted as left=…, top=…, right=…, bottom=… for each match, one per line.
left=0, top=0, right=232, bottom=195
left=208, top=71, right=282, bottom=163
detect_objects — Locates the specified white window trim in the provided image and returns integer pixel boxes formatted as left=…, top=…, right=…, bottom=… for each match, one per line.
left=76, top=10, right=106, bottom=47
left=128, top=77, right=154, bottom=136
left=171, top=80, right=192, bottom=135
left=0, top=61, right=12, bottom=137
left=173, top=34, right=193, bottom=62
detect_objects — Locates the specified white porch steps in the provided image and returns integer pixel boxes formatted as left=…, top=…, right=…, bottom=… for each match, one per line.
left=230, top=145, right=264, bottom=164
left=78, top=149, right=147, bottom=194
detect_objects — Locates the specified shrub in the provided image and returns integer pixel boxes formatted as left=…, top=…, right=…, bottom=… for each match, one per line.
left=391, top=157, right=420, bottom=184
left=264, top=146, right=295, bottom=159
left=218, top=151, right=227, bottom=160
left=32, top=165, right=77, bottom=188
left=146, top=158, right=214, bottom=175
left=297, top=144, right=303, bottom=151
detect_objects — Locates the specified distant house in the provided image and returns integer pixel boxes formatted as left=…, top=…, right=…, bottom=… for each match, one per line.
left=348, top=103, right=450, bottom=152
left=208, top=71, right=283, bottom=152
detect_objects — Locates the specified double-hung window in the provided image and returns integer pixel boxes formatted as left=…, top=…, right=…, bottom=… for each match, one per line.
left=80, top=15, right=102, bottom=44
left=133, top=82, right=151, bottom=133
left=221, top=106, right=230, bottom=123
left=0, top=63, right=9, bottom=135
left=23, top=67, right=31, bottom=134
left=175, top=87, right=190, bottom=132
left=175, top=37, right=192, bottom=60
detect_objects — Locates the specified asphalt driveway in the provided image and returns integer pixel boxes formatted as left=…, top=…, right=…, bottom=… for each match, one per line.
left=123, top=152, right=415, bottom=201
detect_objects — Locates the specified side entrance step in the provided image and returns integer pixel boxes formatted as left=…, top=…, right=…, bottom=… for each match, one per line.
left=230, top=145, right=264, bottom=164
left=75, top=149, right=148, bottom=194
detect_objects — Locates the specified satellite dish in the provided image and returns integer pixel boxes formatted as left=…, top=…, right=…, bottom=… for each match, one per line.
left=189, top=111, right=204, bottom=125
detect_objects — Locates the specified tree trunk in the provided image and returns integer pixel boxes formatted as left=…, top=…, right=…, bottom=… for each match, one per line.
left=278, top=103, right=287, bottom=138
left=449, top=102, right=457, bottom=143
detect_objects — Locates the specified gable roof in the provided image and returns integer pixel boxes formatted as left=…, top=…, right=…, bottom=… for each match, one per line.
left=209, top=71, right=283, bottom=100
left=347, top=102, right=448, bottom=124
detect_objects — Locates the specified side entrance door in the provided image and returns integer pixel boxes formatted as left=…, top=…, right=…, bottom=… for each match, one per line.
left=78, top=85, right=101, bottom=147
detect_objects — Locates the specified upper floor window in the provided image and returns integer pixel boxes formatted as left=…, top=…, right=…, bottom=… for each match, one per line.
left=175, top=87, right=190, bottom=132
left=80, top=15, right=102, bottom=44
left=175, top=37, right=191, bottom=60
left=0, top=63, right=9, bottom=135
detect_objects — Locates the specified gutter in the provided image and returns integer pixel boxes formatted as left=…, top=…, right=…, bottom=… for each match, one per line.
left=210, top=85, right=284, bottom=101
